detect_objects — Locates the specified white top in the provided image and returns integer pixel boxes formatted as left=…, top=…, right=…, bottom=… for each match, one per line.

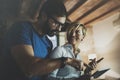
left=48, top=44, right=83, bottom=78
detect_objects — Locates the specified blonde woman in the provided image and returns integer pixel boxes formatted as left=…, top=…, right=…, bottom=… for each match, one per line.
left=46, top=23, right=96, bottom=80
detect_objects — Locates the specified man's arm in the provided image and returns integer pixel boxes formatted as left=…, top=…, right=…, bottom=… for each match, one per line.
left=11, top=44, right=63, bottom=77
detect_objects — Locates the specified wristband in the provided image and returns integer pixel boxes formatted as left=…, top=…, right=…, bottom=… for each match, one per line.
left=60, top=57, right=68, bottom=68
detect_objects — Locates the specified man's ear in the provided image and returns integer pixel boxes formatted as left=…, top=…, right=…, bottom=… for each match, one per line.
left=41, top=12, right=48, bottom=21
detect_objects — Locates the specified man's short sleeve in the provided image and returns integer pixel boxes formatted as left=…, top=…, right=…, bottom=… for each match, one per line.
left=7, top=22, right=32, bottom=46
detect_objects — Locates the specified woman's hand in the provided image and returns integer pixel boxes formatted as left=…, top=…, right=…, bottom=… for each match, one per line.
left=84, top=58, right=97, bottom=74
left=89, top=58, right=97, bottom=70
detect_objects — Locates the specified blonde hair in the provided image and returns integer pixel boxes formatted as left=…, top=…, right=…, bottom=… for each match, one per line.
left=66, top=22, right=87, bottom=42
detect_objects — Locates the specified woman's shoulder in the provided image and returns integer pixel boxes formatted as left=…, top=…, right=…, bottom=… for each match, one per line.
left=54, top=46, right=64, bottom=51
left=56, top=45, right=68, bottom=50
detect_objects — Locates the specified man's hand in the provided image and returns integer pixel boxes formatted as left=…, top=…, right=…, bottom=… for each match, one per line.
left=65, top=58, right=84, bottom=70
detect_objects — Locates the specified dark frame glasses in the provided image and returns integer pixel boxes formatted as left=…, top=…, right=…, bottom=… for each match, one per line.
left=48, top=16, right=65, bottom=28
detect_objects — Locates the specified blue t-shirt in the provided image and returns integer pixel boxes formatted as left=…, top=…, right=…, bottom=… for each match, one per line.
left=1, top=21, right=52, bottom=80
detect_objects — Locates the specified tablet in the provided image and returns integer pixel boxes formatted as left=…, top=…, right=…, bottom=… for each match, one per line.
left=91, top=68, right=110, bottom=79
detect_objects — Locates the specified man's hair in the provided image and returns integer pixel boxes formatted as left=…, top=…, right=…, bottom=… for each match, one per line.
left=39, top=0, right=67, bottom=17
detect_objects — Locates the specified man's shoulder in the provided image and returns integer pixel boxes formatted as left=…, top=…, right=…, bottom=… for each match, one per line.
left=12, top=21, right=32, bottom=27
left=9, top=21, right=33, bottom=32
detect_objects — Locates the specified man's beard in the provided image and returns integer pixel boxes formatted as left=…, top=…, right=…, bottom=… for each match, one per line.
left=44, top=21, right=59, bottom=37
left=48, top=29, right=59, bottom=37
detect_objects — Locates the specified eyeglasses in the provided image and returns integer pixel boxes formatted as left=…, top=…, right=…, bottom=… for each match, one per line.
left=48, top=16, right=65, bottom=28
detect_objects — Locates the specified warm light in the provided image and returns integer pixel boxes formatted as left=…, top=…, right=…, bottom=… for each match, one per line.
left=114, top=25, right=120, bottom=31
left=88, top=53, right=97, bottom=61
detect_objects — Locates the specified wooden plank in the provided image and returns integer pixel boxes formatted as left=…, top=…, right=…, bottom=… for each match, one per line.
left=66, top=0, right=87, bottom=16
left=75, top=0, right=109, bottom=22
left=68, top=0, right=103, bottom=22
left=79, top=0, right=120, bottom=24
left=85, top=6, right=120, bottom=26
left=64, top=0, right=80, bottom=12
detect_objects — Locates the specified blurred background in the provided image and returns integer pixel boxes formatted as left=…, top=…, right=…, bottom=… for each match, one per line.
left=0, top=0, right=120, bottom=79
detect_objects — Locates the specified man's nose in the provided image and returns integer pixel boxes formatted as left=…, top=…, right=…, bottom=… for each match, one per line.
left=56, top=25, right=62, bottom=31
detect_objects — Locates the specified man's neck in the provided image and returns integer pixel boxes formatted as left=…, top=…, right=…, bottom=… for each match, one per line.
left=32, top=22, right=44, bottom=36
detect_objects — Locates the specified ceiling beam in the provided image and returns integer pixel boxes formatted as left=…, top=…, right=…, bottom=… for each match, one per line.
left=75, top=0, right=109, bottom=22
left=68, top=0, right=105, bottom=22
left=67, top=0, right=87, bottom=16
left=85, top=6, right=120, bottom=26
left=79, top=0, right=120, bottom=24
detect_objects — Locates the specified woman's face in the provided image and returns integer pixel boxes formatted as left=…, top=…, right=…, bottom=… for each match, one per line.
left=69, top=27, right=84, bottom=45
